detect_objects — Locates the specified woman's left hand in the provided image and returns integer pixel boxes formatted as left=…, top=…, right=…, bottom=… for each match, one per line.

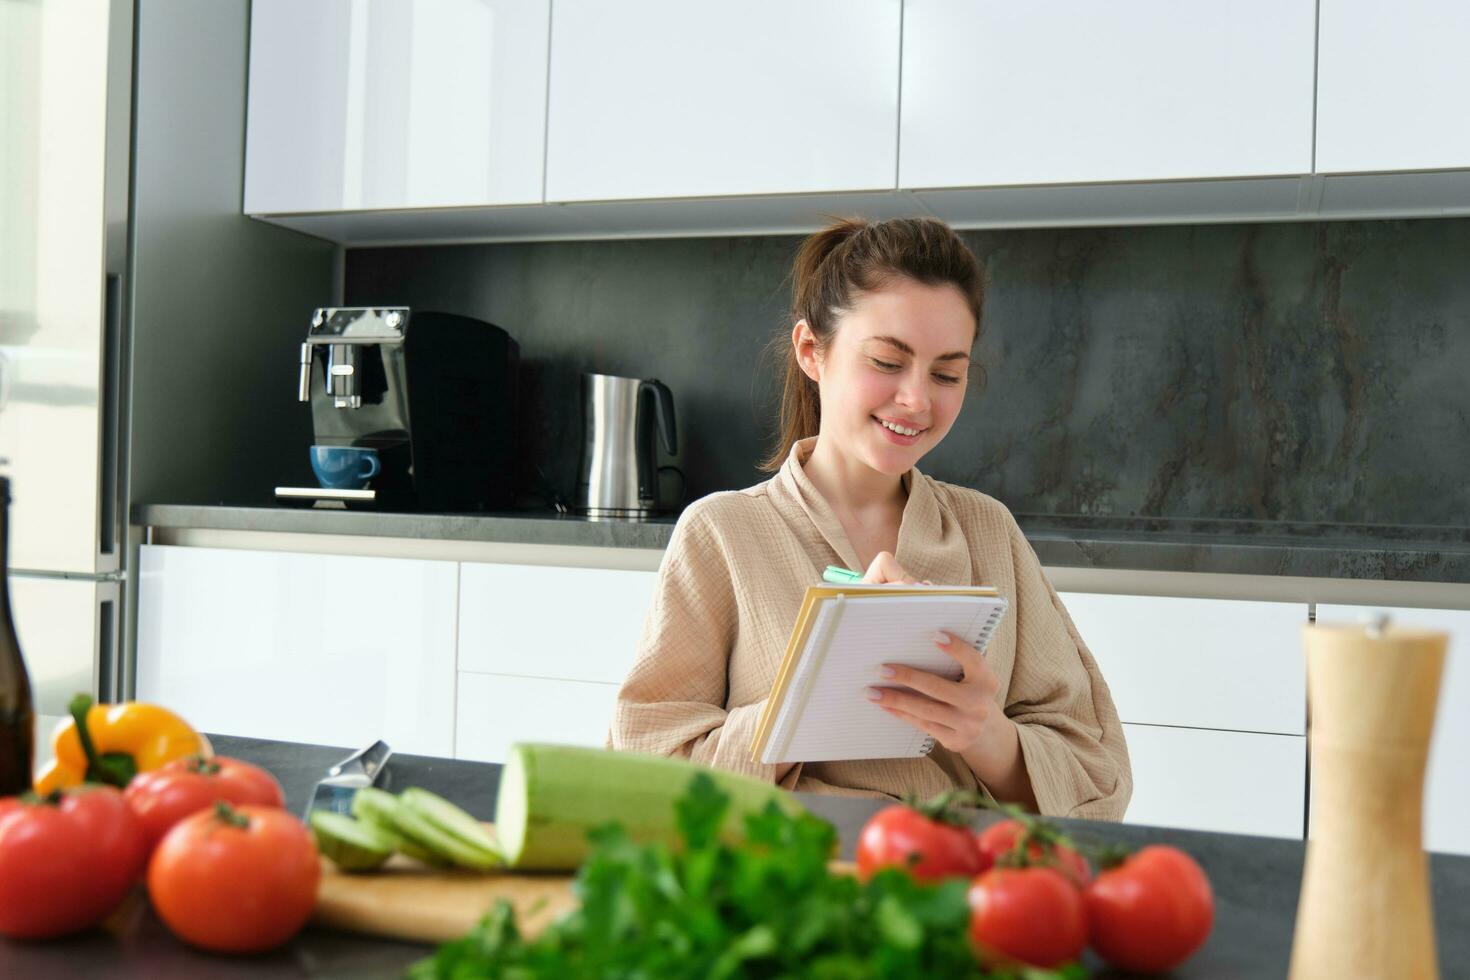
left=868, top=631, right=1002, bottom=754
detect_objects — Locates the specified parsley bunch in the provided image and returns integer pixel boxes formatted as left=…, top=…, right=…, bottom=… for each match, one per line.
left=409, top=775, right=1085, bottom=979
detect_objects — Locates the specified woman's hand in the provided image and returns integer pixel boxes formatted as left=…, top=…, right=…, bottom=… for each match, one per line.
left=867, top=631, right=1000, bottom=754
left=861, top=551, right=929, bottom=586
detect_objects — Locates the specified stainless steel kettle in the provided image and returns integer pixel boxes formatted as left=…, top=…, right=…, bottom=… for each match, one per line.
left=576, top=373, right=677, bottom=517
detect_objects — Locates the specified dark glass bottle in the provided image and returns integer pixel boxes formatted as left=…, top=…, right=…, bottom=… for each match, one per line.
left=0, top=476, right=35, bottom=795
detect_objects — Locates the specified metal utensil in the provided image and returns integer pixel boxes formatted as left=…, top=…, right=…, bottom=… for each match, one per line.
left=302, top=740, right=394, bottom=820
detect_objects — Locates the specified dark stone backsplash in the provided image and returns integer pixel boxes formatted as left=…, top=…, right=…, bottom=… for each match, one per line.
left=344, top=218, right=1470, bottom=529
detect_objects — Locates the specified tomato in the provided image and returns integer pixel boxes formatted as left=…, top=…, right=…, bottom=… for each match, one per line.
left=124, top=755, right=285, bottom=850
left=147, top=802, right=319, bottom=953
left=0, top=785, right=147, bottom=939
left=968, top=866, right=1089, bottom=969
left=856, top=803, right=986, bottom=882
left=1084, top=845, right=1214, bottom=973
left=976, top=818, right=1092, bottom=887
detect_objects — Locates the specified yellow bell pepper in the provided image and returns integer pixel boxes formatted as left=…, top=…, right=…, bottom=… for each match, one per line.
left=34, top=694, right=208, bottom=793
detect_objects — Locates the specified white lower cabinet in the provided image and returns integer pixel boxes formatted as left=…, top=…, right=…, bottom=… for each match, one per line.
left=1315, top=604, right=1470, bottom=856
left=135, top=545, right=459, bottom=756
left=1121, top=724, right=1306, bottom=839
left=455, top=673, right=618, bottom=763
left=1059, top=592, right=1308, bottom=735
left=457, top=562, right=655, bottom=682
left=1059, top=592, right=1310, bottom=838
left=452, top=560, right=656, bottom=761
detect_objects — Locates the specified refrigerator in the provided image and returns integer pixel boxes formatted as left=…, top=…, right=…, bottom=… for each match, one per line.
left=0, top=0, right=134, bottom=711
left=3, top=0, right=337, bottom=713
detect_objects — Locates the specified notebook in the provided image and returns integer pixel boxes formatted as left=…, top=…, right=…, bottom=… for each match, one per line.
left=750, top=583, right=1009, bottom=765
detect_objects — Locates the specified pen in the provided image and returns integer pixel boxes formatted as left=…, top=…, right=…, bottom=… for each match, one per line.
left=822, top=565, right=864, bottom=584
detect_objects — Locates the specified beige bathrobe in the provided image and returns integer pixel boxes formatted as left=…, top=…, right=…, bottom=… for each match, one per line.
left=610, top=437, right=1132, bottom=820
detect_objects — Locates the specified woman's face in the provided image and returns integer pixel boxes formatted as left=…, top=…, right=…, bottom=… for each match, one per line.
left=797, top=277, right=975, bottom=476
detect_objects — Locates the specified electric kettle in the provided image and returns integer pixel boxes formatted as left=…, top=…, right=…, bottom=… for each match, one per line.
left=576, top=373, right=678, bottom=516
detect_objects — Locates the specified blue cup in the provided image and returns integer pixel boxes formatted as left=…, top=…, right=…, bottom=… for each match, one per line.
left=310, top=445, right=381, bottom=490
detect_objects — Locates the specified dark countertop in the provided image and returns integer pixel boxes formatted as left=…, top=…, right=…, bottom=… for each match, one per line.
left=5, top=734, right=1468, bottom=978
left=137, top=503, right=678, bottom=551
left=136, top=503, right=1470, bottom=583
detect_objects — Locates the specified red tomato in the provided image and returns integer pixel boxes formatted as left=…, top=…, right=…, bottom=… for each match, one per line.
left=976, top=818, right=1092, bottom=887
left=1085, top=845, right=1215, bottom=973
left=856, top=804, right=986, bottom=882
left=125, top=755, right=285, bottom=850
left=968, top=866, right=1089, bottom=969
left=147, top=802, right=319, bottom=953
left=0, top=785, right=147, bottom=939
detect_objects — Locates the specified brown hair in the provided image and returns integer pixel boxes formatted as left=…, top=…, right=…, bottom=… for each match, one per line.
left=759, top=216, right=986, bottom=472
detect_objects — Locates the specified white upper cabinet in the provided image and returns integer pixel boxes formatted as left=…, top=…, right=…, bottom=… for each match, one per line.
left=1316, top=0, right=1470, bottom=173
left=899, top=0, right=1317, bottom=188
left=544, top=0, right=901, bottom=202
left=244, top=0, right=550, bottom=214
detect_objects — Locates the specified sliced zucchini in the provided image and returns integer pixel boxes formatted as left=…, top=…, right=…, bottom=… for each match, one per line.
left=310, top=810, right=395, bottom=872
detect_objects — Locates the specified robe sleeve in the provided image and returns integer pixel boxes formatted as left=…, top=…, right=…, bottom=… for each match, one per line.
left=608, top=502, right=796, bottom=786
left=1000, top=512, right=1134, bottom=820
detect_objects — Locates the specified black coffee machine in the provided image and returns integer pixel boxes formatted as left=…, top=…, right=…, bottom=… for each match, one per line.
left=275, top=307, right=519, bottom=511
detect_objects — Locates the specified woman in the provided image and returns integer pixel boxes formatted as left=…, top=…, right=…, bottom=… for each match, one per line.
left=611, top=217, right=1131, bottom=818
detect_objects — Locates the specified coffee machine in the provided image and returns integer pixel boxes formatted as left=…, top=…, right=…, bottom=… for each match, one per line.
left=276, top=307, right=518, bottom=511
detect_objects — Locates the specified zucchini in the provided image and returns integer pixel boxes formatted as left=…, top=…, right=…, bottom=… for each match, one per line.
left=494, top=743, right=805, bottom=870
left=399, top=787, right=501, bottom=861
left=353, top=786, right=497, bottom=870
left=352, top=787, right=448, bottom=866
left=310, top=810, right=395, bottom=872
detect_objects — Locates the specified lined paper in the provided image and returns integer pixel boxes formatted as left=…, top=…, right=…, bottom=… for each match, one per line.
left=760, top=594, right=1008, bottom=764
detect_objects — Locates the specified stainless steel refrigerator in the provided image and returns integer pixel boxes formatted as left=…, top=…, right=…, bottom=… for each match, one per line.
left=2, top=0, right=335, bottom=711
left=0, top=0, right=134, bottom=710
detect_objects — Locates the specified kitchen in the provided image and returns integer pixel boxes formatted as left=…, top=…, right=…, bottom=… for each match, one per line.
left=3, top=0, right=1470, bottom=976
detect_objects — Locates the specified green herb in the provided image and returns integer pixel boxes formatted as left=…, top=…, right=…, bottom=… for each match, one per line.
left=408, top=774, right=1087, bottom=980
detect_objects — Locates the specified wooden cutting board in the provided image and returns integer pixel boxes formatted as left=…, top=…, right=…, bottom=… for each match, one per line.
left=313, top=853, right=579, bottom=945
left=312, top=824, right=859, bottom=946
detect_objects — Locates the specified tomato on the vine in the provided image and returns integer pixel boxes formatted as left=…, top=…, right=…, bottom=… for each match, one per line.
left=147, top=802, right=319, bottom=953
left=125, top=754, right=284, bottom=850
left=976, top=817, right=1092, bottom=886
left=0, top=785, right=147, bottom=939
left=856, top=803, right=986, bottom=882
left=968, top=866, right=1089, bottom=969
left=1085, top=844, right=1215, bottom=973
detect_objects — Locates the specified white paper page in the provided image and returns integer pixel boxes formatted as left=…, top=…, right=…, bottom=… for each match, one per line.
left=764, top=594, right=1007, bottom=764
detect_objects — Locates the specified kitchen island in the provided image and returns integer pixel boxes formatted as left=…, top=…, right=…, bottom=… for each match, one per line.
left=3, top=734, right=1468, bottom=979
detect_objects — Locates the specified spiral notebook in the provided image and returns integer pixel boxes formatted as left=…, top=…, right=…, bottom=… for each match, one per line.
left=750, top=584, right=1009, bottom=765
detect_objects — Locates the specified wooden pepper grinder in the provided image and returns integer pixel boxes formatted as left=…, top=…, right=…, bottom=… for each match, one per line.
left=1289, top=618, right=1447, bottom=980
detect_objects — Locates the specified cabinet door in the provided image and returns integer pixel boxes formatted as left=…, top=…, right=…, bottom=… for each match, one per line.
left=1316, top=0, right=1470, bottom=172
left=135, top=545, right=458, bottom=756
left=900, top=0, right=1315, bottom=188
left=458, top=562, right=656, bottom=684
left=1122, top=724, right=1305, bottom=839
left=1316, top=604, right=1470, bottom=856
left=244, top=0, right=549, bottom=214
left=544, top=0, right=900, bottom=202
left=455, top=673, right=618, bottom=763
left=1059, top=593, right=1308, bottom=736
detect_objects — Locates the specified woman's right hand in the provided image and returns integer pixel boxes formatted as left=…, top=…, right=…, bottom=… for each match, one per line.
left=862, top=551, right=922, bottom=585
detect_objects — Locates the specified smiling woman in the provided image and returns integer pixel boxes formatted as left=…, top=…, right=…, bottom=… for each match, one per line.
left=610, top=217, right=1132, bottom=819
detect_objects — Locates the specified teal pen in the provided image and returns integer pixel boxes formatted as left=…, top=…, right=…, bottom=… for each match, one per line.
left=822, top=565, right=864, bottom=584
